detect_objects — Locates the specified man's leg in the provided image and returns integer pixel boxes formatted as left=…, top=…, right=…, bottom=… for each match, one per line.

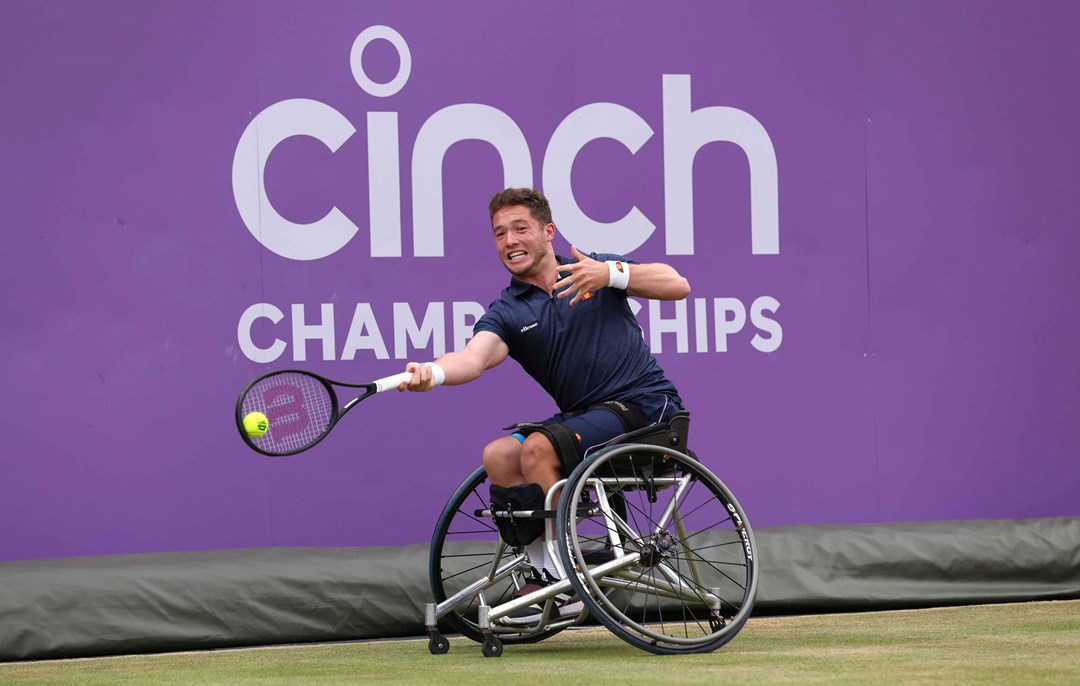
left=481, top=432, right=561, bottom=491
left=481, top=434, right=560, bottom=581
left=482, top=436, right=525, bottom=488
left=519, top=433, right=562, bottom=493
left=483, top=436, right=546, bottom=551
left=490, top=433, right=582, bottom=626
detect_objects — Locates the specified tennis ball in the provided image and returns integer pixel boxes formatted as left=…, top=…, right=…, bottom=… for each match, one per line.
left=244, top=412, right=269, bottom=438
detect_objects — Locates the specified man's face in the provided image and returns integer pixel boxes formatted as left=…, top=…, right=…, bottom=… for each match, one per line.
left=491, top=205, right=554, bottom=278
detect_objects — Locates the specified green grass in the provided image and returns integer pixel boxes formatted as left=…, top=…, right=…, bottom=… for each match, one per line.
left=2, top=600, right=1077, bottom=685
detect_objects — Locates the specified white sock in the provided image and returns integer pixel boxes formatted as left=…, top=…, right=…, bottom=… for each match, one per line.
left=524, top=540, right=564, bottom=580
left=546, top=552, right=565, bottom=581
left=524, top=541, right=547, bottom=575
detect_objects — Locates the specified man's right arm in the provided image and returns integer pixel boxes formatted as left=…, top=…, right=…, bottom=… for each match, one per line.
left=399, top=331, right=510, bottom=391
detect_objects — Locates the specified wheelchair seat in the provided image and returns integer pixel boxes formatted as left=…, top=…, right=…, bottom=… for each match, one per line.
left=598, top=410, right=694, bottom=477
left=606, top=410, right=691, bottom=451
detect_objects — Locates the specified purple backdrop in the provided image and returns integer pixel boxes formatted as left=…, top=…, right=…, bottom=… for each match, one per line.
left=2, top=1, right=1077, bottom=562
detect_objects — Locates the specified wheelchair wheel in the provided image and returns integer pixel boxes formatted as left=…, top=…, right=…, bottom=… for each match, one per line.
left=429, top=466, right=565, bottom=644
left=556, top=444, right=758, bottom=655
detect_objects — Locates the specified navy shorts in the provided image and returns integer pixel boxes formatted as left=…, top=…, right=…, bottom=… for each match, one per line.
left=507, top=406, right=622, bottom=475
left=509, top=395, right=678, bottom=475
left=539, top=406, right=628, bottom=453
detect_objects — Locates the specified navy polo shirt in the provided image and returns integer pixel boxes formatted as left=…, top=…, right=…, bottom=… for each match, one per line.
left=474, top=253, right=683, bottom=421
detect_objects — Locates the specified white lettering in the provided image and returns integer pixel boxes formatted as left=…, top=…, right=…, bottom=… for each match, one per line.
left=368, top=111, right=403, bottom=257
left=342, top=303, right=390, bottom=360
left=453, top=301, right=485, bottom=351
left=232, top=28, right=780, bottom=263
left=750, top=296, right=783, bottom=353
left=543, top=103, right=655, bottom=254
left=713, top=297, right=746, bottom=353
left=411, top=104, right=532, bottom=257
left=292, top=303, right=336, bottom=362
left=694, top=297, right=709, bottom=353
left=648, top=299, right=689, bottom=354
left=232, top=99, right=358, bottom=260
left=663, top=74, right=779, bottom=255
left=393, top=301, right=446, bottom=358
left=235, top=296, right=781, bottom=362
left=350, top=25, right=411, bottom=98
left=237, top=303, right=286, bottom=363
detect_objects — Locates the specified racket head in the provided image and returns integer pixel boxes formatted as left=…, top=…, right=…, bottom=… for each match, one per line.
left=236, top=370, right=341, bottom=456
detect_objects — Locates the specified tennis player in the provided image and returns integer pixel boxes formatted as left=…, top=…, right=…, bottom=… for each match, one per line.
left=400, top=187, right=690, bottom=623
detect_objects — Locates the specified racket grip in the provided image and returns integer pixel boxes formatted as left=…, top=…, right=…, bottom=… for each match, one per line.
left=374, top=371, right=414, bottom=393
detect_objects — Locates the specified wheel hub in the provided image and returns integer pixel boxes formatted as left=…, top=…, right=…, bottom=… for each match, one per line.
left=639, top=531, right=678, bottom=567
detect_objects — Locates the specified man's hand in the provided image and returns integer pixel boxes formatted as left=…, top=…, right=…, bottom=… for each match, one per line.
left=398, top=361, right=437, bottom=392
left=557, top=247, right=691, bottom=302
left=554, top=245, right=608, bottom=305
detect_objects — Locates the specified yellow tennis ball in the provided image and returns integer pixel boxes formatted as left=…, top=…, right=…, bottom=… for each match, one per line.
left=244, top=412, right=269, bottom=438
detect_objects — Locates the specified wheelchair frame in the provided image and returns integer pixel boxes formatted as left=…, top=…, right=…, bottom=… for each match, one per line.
left=424, top=414, right=758, bottom=657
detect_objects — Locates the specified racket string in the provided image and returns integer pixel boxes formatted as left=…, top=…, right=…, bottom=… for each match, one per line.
left=242, top=373, right=335, bottom=454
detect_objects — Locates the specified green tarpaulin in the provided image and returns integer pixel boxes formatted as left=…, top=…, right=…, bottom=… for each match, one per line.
left=2, top=517, right=1077, bottom=662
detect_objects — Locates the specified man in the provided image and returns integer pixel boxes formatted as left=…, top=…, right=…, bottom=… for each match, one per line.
left=400, top=187, right=690, bottom=623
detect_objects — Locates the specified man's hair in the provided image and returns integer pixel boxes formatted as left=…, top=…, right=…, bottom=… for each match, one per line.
left=488, top=188, right=553, bottom=226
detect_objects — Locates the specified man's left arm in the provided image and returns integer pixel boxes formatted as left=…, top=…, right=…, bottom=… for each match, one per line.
left=555, top=245, right=690, bottom=304
left=623, top=262, right=691, bottom=301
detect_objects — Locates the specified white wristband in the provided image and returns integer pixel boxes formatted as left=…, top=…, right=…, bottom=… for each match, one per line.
left=423, top=362, right=446, bottom=386
left=606, top=260, right=630, bottom=290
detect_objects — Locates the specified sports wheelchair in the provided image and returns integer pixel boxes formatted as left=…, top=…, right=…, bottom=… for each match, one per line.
left=424, top=412, right=759, bottom=656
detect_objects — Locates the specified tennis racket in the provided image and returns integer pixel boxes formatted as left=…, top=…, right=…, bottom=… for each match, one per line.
left=235, top=369, right=412, bottom=456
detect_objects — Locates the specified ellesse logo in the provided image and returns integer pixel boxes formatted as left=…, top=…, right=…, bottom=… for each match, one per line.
left=520, top=322, right=539, bottom=333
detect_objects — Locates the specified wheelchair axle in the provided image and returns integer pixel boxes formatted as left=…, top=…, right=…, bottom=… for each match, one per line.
left=639, top=531, right=678, bottom=567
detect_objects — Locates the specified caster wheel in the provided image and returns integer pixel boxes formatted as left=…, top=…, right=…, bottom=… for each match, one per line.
left=428, top=634, right=450, bottom=655
left=481, top=633, right=503, bottom=658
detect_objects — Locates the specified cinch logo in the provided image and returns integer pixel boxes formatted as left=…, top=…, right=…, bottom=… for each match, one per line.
left=232, top=26, right=779, bottom=261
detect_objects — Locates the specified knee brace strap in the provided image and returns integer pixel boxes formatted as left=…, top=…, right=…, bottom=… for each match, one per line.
left=533, top=423, right=586, bottom=475
left=590, top=399, right=651, bottom=433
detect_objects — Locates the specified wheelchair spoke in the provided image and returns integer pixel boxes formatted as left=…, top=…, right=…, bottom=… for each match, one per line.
left=658, top=558, right=729, bottom=613
left=447, top=526, right=499, bottom=536
left=669, top=549, right=749, bottom=591
left=676, top=520, right=738, bottom=545
left=441, top=558, right=502, bottom=584
left=449, top=505, right=498, bottom=534
left=689, top=539, right=747, bottom=553
left=640, top=564, right=712, bottom=639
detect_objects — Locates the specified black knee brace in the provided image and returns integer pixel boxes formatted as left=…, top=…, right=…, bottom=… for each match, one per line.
left=489, top=483, right=546, bottom=547
left=532, top=423, right=586, bottom=475
left=505, top=422, right=585, bottom=475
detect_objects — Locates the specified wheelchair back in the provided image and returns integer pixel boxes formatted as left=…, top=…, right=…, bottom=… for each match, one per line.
left=596, top=411, right=693, bottom=478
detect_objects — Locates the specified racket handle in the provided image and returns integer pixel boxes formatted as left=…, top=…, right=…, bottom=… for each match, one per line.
left=374, top=371, right=414, bottom=394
